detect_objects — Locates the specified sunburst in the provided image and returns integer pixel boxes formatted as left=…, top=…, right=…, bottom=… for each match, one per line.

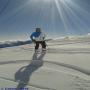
left=2, top=0, right=90, bottom=35
left=53, top=0, right=90, bottom=34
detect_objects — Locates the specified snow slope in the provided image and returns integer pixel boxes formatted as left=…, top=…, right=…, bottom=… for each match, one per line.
left=0, top=36, right=90, bottom=90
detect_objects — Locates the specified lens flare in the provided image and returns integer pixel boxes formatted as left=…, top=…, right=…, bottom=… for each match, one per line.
left=53, top=0, right=90, bottom=34
left=4, top=0, right=90, bottom=35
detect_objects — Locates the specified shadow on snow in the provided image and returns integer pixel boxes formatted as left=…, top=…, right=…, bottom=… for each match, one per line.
left=15, top=51, right=46, bottom=89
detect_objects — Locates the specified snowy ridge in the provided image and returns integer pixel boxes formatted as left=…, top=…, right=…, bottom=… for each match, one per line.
left=47, top=35, right=90, bottom=47
left=0, top=40, right=32, bottom=48
left=0, top=35, right=90, bottom=48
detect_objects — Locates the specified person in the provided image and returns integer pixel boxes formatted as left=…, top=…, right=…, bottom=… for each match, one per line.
left=30, top=28, right=46, bottom=51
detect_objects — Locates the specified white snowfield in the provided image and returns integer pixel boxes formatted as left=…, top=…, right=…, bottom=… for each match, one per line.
left=0, top=36, right=90, bottom=90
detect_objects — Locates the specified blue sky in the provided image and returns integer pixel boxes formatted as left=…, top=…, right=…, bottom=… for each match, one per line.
left=0, top=0, right=90, bottom=41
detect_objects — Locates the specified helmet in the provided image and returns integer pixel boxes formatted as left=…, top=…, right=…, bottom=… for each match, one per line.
left=36, top=28, right=41, bottom=32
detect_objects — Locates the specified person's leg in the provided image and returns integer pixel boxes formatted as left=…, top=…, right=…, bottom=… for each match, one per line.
left=41, top=41, right=46, bottom=49
left=35, top=42, right=39, bottom=50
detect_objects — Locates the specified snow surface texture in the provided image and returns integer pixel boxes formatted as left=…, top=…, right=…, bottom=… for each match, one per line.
left=0, top=35, right=90, bottom=90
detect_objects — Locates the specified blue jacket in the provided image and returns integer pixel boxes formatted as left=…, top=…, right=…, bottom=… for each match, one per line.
left=30, top=32, right=45, bottom=41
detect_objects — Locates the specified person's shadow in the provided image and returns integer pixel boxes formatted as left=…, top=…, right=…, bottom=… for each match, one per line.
left=15, top=51, right=46, bottom=89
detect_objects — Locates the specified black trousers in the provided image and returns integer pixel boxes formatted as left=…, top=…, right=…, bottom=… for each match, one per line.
left=35, top=41, right=46, bottom=50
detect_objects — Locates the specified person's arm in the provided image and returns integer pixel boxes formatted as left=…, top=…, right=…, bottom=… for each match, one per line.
left=42, top=33, right=46, bottom=40
left=30, top=33, right=36, bottom=42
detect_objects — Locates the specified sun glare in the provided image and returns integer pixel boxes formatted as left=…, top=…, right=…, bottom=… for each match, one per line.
left=9, top=0, right=90, bottom=35
left=52, top=0, right=89, bottom=34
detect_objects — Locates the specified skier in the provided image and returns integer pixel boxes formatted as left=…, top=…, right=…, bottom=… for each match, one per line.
left=30, top=28, right=46, bottom=52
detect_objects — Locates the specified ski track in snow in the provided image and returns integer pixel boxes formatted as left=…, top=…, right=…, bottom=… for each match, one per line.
left=0, top=60, right=90, bottom=90
left=0, top=59, right=90, bottom=76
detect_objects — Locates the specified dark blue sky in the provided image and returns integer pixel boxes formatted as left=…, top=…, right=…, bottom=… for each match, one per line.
left=0, top=0, right=90, bottom=41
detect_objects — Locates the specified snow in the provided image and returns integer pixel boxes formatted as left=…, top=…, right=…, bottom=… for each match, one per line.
left=0, top=35, right=90, bottom=90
